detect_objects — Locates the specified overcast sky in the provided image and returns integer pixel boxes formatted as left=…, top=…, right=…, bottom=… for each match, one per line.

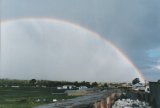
left=1, top=0, right=160, bottom=81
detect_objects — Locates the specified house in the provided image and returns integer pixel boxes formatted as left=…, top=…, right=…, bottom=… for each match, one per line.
left=132, top=83, right=145, bottom=91
left=79, top=86, right=88, bottom=90
left=62, top=85, right=68, bottom=89
left=145, top=85, right=150, bottom=93
left=57, top=86, right=63, bottom=90
left=57, top=85, right=76, bottom=90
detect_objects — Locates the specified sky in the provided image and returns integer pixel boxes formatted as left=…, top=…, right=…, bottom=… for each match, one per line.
left=0, top=0, right=160, bottom=82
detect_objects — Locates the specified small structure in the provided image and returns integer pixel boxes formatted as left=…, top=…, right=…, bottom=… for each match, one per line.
left=118, top=83, right=132, bottom=89
left=57, top=85, right=76, bottom=90
left=36, top=99, right=41, bottom=102
left=11, top=85, right=20, bottom=88
left=62, top=85, right=69, bottom=89
left=63, top=85, right=76, bottom=89
left=53, top=99, right=57, bottom=102
left=57, top=86, right=63, bottom=90
left=132, top=83, right=145, bottom=91
left=145, top=85, right=150, bottom=93
left=79, top=86, right=88, bottom=90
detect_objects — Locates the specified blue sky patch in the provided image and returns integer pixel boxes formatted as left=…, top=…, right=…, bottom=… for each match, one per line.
left=147, top=49, right=160, bottom=58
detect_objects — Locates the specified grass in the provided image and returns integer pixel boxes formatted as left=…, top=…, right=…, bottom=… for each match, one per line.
left=0, top=87, right=77, bottom=108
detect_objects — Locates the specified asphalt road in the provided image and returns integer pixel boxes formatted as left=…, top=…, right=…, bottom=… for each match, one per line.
left=35, top=89, right=120, bottom=108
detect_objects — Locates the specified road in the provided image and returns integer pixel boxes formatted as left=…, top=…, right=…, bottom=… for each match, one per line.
left=35, top=89, right=121, bottom=108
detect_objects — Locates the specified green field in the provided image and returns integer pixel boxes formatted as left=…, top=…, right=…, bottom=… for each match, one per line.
left=0, top=87, right=76, bottom=108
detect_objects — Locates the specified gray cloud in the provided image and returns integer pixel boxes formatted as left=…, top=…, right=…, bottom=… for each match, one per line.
left=1, top=0, right=160, bottom=81
left=1, top=19, right=141, bottom=82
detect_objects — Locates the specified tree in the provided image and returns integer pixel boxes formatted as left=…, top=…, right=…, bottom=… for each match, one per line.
left=74, top=81, right=79, bottom=87
left=85, top=82, right=91, bottom=88
left=104, top=83, right=108, bottom=87
left=132, top=78, right=140, bottom=85
left=29, top=79, right=36, bottom=86
left=92, top=82, right=98, bottom=87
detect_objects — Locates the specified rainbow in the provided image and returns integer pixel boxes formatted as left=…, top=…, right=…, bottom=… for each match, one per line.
left=1, top=17, right=145, bottom=83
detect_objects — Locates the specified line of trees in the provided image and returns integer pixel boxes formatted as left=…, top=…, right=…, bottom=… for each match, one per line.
left=0, top=79, right=105, bottom=88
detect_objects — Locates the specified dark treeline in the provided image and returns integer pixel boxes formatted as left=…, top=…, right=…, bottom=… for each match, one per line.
left=0, top=79, right=101, bottom=88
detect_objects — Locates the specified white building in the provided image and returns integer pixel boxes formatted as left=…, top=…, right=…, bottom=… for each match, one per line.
left=57, top=86, right=63, bottom=89
left=79, top=86, right=88, bottom=90
left=132, top=83, right=145, bottom=91
left=57, top=85, right=76, bottom=90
